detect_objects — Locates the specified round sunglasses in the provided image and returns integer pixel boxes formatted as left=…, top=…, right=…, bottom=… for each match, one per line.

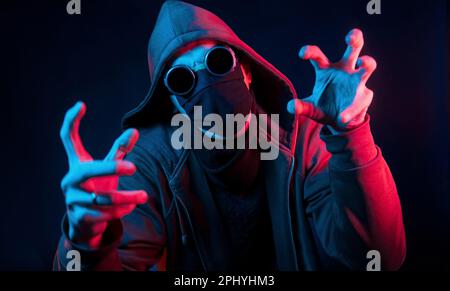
left=164, top=45, right=237, bottom=96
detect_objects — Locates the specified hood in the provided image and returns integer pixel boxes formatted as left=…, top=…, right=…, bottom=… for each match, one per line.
left=122, top=0, right=298, bottom=151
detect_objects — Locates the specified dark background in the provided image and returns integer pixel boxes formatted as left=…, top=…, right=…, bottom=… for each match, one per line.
left=0, top=0, right=448, bottom=270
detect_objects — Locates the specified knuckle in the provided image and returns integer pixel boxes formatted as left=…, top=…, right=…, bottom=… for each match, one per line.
left=366, top=55, right=375, bottom=62
left=63, top=110, right=75, bottom=126
left=370, top=58, right=377, bottom=70
left=72, top=162, right=94, bottom=184
left=309, top=46, right=320, bottom=56
left=366, top=89, right=374, bottom=100
left=59, top=127, right=67, bottom=141
left=339, top=113, right=351, bottom=124
left=362, top=56, right=377, bottom=69
left=64, top=195, right=71, bottom=206
left=60, top=178, right=67, bottom=192
left=60, top=174, right=72, bottom=192
left=60, top=129, right=73, bottom=146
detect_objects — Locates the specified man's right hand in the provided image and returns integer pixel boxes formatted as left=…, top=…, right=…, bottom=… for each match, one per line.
left=60, top=102, right=148, bottom=249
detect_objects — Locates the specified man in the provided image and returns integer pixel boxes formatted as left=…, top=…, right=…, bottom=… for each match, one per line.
left=55, top=1, right=406, bottom=271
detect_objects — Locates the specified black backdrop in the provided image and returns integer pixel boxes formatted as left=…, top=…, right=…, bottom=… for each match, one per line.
left=0, top=0, right=448, bottom=270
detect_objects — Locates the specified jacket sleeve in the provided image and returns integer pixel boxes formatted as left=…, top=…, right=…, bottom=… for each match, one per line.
left=54, top=145, right=168, bottom=271
left=301, top=115, right=406, bottom=270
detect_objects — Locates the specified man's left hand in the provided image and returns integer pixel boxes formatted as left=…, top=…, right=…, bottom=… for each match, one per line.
left=288, top=28, right=377, bottom=131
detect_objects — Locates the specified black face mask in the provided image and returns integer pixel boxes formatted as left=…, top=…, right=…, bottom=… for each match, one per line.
left=168, top=59, right=260, bottom=190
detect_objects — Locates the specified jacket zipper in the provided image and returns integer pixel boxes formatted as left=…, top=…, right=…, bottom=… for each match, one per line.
left=175, top=195, right=208, bottom=271
left=287, top=156, right=299, bottom=270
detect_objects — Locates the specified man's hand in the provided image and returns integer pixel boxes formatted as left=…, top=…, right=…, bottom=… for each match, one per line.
left=60, top=102, right=148, bottom=249
left=288, top=28, right=377, bottom=131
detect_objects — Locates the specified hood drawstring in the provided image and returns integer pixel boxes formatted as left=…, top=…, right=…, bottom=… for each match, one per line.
left=173, top=197, right=189, bottom=246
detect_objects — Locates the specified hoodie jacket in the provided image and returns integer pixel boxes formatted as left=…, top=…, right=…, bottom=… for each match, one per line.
left=55, top=0, right=406, bottom=271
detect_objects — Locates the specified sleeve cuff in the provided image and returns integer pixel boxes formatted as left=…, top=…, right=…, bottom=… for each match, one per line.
left=57, top=214, right=123, bottom=270
left=320, top=115, right=378, bottom=170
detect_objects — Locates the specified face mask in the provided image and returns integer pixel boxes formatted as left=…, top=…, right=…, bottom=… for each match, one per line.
left=170, top=67, right=259, bottom=190
left=165, top=46, right=255, bottom=140
left=165, top=46, right=260, bottom=187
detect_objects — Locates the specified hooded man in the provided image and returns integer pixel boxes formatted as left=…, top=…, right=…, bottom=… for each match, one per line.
left=55, top=1, right=406, bottom=271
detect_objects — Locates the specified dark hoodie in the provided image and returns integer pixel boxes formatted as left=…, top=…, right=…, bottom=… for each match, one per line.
left=55, top=0, right=406, bottom=271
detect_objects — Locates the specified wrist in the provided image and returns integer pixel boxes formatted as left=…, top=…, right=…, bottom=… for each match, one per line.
left=68, top=222, right=106, bottom=249
left=328, top=115, right=366, bottom=135
left=58, top=215, right=124, bottom=270
left=320, top=115, right=378, bottom=169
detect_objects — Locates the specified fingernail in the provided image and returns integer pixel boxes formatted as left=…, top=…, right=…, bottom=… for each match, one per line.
left=139, top=192, right=148, bottom=201
left=120, top=130, right=134, bottom=148
left=124, top=129, right=139, bottom=148
left=298, top=46, right=308, bottom=59
left=347, top=29, right=363, bottom=47
left=118, top=161, right=136, bottom=172
left=124, top=128, right=134, bottom=137
left=75, top=101, right=86, bottom=114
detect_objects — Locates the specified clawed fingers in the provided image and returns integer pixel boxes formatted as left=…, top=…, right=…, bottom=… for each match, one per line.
left=341, top=28, right=364, bottom=70
left=300, top=29, right=366, bottom=71
left=60, top=160, right=136, bottom=192
left=65, top=189, right=148, bottom=206
left=294, top=29, right=375, bottom=130
left=299, top=45, right=330, bottom=70
left=356, top=55, right=377, bottom=84
left=95, top=190, right=148, bottom=206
